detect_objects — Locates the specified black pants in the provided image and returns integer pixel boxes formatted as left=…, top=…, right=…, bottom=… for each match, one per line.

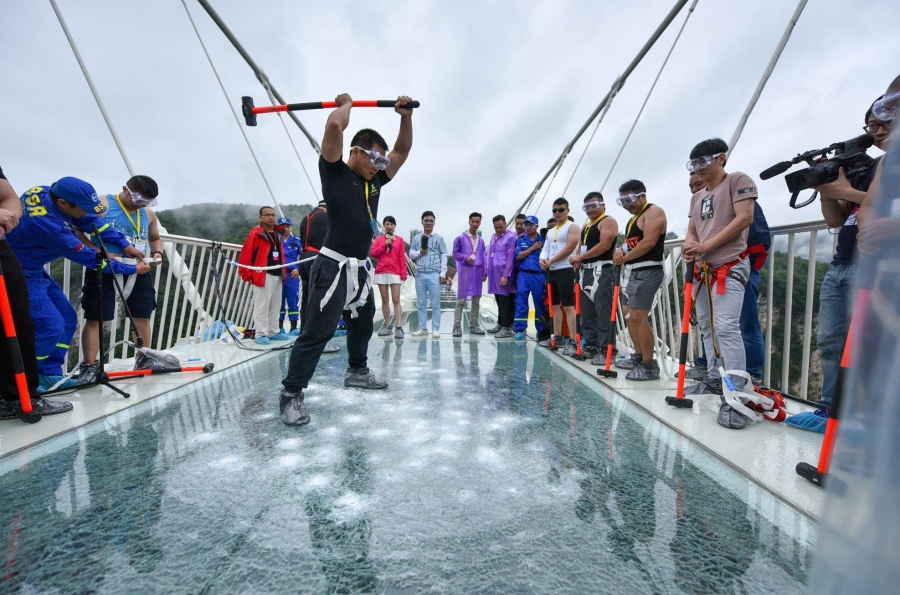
left=0, top=240, right=39, bottom=399
left=495, top=293, right=514, bottom=328
left=283, top=256, right=374, bottom=392
left=298, top=257, right=315, bottom=328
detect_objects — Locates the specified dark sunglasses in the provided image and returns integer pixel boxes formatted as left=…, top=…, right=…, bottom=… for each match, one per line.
left=552, top=208, right=567, bottom=214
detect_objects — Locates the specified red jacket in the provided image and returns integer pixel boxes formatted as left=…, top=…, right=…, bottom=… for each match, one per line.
left=370, top=234, right=409, bottom=280
left=238, top=225, right=286, bottom=287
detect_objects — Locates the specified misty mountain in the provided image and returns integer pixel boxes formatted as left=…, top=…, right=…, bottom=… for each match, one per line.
left=156, top=203, right=315, bottom=245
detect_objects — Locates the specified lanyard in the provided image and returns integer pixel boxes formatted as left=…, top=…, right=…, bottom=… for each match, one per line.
left=552, top=222, right=564, bottom=244
left=582, top=213, right=606, bottom=244
left=626, top=202, right=650, bottom=238
left=467, top=232, right=478, bottom=254
left=115, top=193, right=141, bottom=236
left=364, top=182, right=374, bottom=220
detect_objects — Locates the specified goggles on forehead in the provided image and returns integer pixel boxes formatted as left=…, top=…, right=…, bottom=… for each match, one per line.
left=616, top=193, right=644, bottom=207
left=128, top=185, right=158, bottom=208
left=686, top=153, right=723, bottom=173
left=353, top=146, right=391, bottom=170
left=582, top=201, right=604, bottom=212
left=871, top=89, right=900, bottom=122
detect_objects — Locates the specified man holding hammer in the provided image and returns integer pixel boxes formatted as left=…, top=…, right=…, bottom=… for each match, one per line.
left=279, top=94, right=414, bottom=426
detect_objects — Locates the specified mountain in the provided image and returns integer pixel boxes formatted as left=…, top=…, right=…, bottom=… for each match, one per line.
left=156, top=203, right=315, bottom=245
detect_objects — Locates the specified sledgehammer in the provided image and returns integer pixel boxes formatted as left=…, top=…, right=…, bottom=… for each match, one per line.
left=597, top=266, right=621, bottom=379
left=242, top=96, right=421, bottom=126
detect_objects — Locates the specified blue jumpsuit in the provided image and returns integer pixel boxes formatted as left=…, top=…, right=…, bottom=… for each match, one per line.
left=5, top=186, right=136, bottom=376
left=280, top=234, right=302, bottom=325
left=513, top=235, right=547, bottom=334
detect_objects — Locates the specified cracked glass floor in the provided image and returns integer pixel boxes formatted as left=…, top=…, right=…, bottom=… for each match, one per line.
left=0, top=339, right=814, bottom=593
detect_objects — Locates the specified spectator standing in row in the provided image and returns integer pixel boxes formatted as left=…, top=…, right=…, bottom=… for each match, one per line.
left=569, top=192, right=619, bottom=365
left=539, top=198, right=580, bottom=356
left=613, top=180, right=667, bottom=380
left=451, top=212, right=486, bottom=337
left=239, top=206, right=289, bottom=345
left=278, top=217, right=303, bottom=336
left=410, top=211, right=447, bottom=337
left=371, top=215, right=407, bottom=339
left=486, top=215, right=516, bottom=338
left=513, top=215, right=546, bottom=340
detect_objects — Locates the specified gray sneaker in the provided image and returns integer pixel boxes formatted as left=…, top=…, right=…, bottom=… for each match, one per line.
left=678, top=365, right=707, bottom=381
left=614, top=353, right=640, bottom=370
left=344, top=367, right=389, bottom=390
left=626, top=361, right=660, bottom=381
left=469, top=325, right=486, bottom=336
left=377, top=324, right=393, bottom=337
left=452, top=325, right=462, bottom=337
left=718, top=399, right=748, bottom=429
left=562, top=340, right=578, bottom=356
left=683, top=379, right=723, bottom=396
left=279, top=390, right=310, bottom=426
left=495, top=328, right=514, bottom=339
left=394, top=327, right=404, bottom=340
left=486, top=325, right=502, bottom=334
left=323, top=342, right=340, bottom=353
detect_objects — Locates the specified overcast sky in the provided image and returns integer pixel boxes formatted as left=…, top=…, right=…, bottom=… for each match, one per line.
left=2, top=0, right=898, bottom=240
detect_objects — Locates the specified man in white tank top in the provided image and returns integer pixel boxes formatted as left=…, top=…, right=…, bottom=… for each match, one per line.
left=539, top=198, right=580, bottom=356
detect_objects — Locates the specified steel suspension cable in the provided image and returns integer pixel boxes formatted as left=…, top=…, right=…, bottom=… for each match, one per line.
left=599, top=0, right=699, bottom=194
left=259, top=81, right=320, bottom=202
left=180, top=0, right=285, bottom=218
left=561, top=80, right=622, bottom=196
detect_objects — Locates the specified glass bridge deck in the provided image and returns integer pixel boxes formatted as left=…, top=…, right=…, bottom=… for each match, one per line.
left=0, top=339, right=813, bottom=593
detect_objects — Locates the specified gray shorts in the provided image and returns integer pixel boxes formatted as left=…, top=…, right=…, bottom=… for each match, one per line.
left=623, top=265, right=663, bottom=310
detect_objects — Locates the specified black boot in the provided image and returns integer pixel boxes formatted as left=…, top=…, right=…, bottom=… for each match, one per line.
left=279, top=390, right=310, bottom=426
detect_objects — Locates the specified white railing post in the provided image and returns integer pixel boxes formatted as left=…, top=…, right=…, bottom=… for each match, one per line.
left=781, top=235, right=796, bottom=393
left=799, top=230, right=818, bottom=399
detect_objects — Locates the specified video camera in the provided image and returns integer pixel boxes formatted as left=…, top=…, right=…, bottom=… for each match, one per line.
left=760, top=134, right=875, bottom=209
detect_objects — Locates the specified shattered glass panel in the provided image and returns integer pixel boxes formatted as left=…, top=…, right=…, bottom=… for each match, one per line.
left=0, top=341, right=813, bottom=593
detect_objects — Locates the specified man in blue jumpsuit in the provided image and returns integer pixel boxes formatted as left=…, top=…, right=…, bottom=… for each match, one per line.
left=278, top=217, right=303, bottom=336
left=513, top=216, right=547, bottom=340
left=6, top=177, right=148, bottom=389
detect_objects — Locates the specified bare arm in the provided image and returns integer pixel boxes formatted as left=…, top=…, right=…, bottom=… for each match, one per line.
left=574, top=217, right=618, bottom=263
left=820, top=198, right=853, bottom=228
left=0, top=178, right=22, bottom=234
left=384, top=96, right=414, bottom=179
left=147, top=208, right=163, bottom=257
left=623, top=206, right=666, bottom=263
left=549, top=224, right=580, bottom=265
left=321, top=94, right=353, bottom=163
left=697, top=198, right=754, bottom=255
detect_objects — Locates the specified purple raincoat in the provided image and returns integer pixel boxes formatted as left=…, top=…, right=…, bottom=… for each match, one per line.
left=487, top=229, right=517, bottom=296
left=452, top=231, right=486, bottom=300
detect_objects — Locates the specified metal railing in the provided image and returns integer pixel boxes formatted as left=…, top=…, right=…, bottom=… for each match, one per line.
left=51, top=234, right=252, bottom=369
left=641, top=218, right=833, bottom=400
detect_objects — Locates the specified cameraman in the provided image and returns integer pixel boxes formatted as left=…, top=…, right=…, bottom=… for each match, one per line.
left=786, top=105, right=892, bottom=433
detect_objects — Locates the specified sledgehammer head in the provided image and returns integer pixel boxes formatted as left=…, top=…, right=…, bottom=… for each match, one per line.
left=597, top=369, right=618, bottom=379
left=665, top=396, right=694, bottom=409
left=242, top=96, right=257, bottom=126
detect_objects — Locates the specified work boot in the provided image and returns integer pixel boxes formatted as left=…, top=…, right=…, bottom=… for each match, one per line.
left=452, top=325, right=463, bottom=337
left=495, top=328, right=514, bottom=339
left=394, top=327, right=404, bottom=340
left=626, top=360, right=660, bottom=381
left=614, top=353, right=641, bottom=370
left=469, top=325, right=486, bottom=336
left=717, top=398, right=749, bottom=430
left=279, top=390, right=310, bottom=426
left=562, top=339, right=579, bottom=356
left=486, top=325, right=502, bottom=334
left=344, top=367, right=389, bottom=390
left=683, top=378, right=723, bottom=396
left=378, top=324, right=393, bottom=337
left=677, top=364, right=707, bottom=381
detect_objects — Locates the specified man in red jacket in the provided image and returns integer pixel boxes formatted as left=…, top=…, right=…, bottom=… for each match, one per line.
left=239, top=206, right=289, bottom=345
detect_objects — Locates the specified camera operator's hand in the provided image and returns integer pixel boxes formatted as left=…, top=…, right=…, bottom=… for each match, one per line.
left=813, top=168, right=856, bottom=201
left=135, top=262, right=151, bottom=275
left=123, top=245, right=145, bottom=260
left=0, top=208, right=20, bottom=234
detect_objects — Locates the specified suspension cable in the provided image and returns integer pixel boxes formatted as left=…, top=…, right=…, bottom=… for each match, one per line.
left=599, top=0, right=699, bottom=194
left=561, top=81, right=622, bottom=196
left=179, top=0, right=286, bottom=218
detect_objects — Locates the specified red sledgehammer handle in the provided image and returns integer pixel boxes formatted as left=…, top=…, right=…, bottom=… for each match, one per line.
left=0, top=267, right=33, bottom=414
left=253, top=100, right=421, bottom=114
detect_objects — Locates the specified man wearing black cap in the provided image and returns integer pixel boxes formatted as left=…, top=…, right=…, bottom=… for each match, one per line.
left=279, top=93, right=414, bottom=426
left=6, top=177, right=148, bottom=390
left=277, top=217, right=303, bottom=335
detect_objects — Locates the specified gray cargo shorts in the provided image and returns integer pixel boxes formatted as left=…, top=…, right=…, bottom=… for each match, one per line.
left=622, top=265, right=663, bottom=310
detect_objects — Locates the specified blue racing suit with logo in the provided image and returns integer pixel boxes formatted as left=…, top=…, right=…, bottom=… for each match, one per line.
left=5, top=185, right=137, bottom=375
left=513, top=234, right=547, bottom=333
left=280, top=233, right=302, bottom=323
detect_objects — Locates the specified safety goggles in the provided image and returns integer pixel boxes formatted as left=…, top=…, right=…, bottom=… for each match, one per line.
left=871, top=89, right=900, bottom=122
left=685, top=153, right=723, bottom=173
left=582, top=201, right=604, bottom=212
left=128, top=185, right=158, bottom=208
left=422, top=218, right=435, bottom=224
left=353, top=146, right=391, bottom=170
left=616, top=193, right=644, bottom=207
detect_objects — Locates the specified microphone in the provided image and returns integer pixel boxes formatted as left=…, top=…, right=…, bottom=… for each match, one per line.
left=759, top=161, right=793, bottom=180
left=386, top=234, right=392, bottom=252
